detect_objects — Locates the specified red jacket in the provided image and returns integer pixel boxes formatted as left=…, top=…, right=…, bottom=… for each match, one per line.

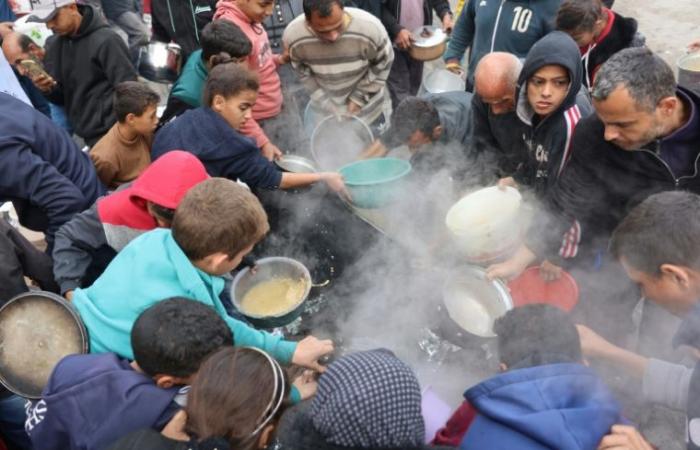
left=432, top=400, right=478, bottom=446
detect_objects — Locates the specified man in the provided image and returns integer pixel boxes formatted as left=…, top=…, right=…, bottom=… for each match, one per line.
left=151, top=0, right=217, bottom=62
left=283, top=0, right=394, bottom=132
left=577, top=191, right=700, bottom=450
left=0, top=31, right=51, bottom=116
left=443, top=0, right=561, bottom=91
left=471, top=52, right=528, bottom=183
left=27, top=0, right=136, bottom=146
left=0, top=92, right=105, bottom=250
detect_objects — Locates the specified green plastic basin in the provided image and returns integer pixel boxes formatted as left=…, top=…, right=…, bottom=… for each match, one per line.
left=339, top=158, right=412, bottom=209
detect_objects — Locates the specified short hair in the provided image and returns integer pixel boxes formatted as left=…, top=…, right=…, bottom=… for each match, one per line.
left=113, top=81, right=160, bottom=122
left=17, top=33, right=37, bottom=52
left=390, top=97, right=441, bottom=143
left=591, top=47, right=676, bottom=112
left=203, top=63, right=259, bottom=107
left=610, top=191, right=700, bottom=274
left=303, top=0, right=343, bottom=20
left=494, top=304, right=582, bottom=369
left=556, top=0, right=604, bottom=33
left=200, top=19, right=252, bottom=63
left=131, top=298, right=233, bottom=377
left=186, top=347, right=290, bottom=447
left=172, top=178, right=269, bottom=261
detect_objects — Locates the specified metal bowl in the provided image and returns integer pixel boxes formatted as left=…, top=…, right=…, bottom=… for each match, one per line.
left=419, top=68, right=466, bottom=95
left=138, top=42, right=183, bottom=83
left=311, top=114, right=374, bottom=172
left=231, top=257, right=312, bottom=329
left=275, top=154, right=317, bottom=173
left=409, top=26, right=447, bottom=61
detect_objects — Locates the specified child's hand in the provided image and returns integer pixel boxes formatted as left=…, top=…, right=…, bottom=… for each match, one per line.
left=293, top=370, right=318, bottom=400
left=292, top=335, right=334, bottom=373
left=497, top=176, right=518, bottom=190
left=320, top=172, right=351, bottom=201
left=597, top=425, right=653, bottom=450
left=261, top=142, right=283, bottom=161
left=539, top=260, right=563, bottom=282
left=486, top=245, right=536, bottom=281
left=161, top=410, right=189, bottom=441
left=576, top=324, right=615, bottom=359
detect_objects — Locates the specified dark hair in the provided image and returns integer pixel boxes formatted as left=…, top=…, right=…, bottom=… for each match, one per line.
left=131, top=298, right=233, bottom=378
left=200, top=19, right=252, bottom=62
left=172, top=178, right=269, bottom=261
left=17, top=33, right=38, bottom=52
left=148, top=202, right=175, bottom=224
left=303, top=0, right=343, bottom=20
left=186, top=347, right=290, bottom=449
left=556, top=0, right=604, bottom=33
left=390, top=97, right=441, bottom=144
left=610, top=191, right=700, bottom=274
left=493, top=304, right=582, bottom=369
left=203, top=63, right=259, bottom=107
left=113, top=81, right=160, bottom=122
left=591, top=47, right=676, bottom=112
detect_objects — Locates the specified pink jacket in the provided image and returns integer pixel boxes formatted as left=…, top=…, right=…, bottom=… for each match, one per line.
left=214, top=1, right=283, bottom=148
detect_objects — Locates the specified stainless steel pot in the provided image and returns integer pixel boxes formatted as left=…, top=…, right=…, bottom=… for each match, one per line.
left=275, top=154, right=318, bottom=173
left=419, top=68, right=466, bottom=95
left=310, top=114, right=374, bottom=172
left=678, top=53, right=700, bottom=97
left=138, top=42, right=183, bottom=83
left=409, top=26, right=447, bottom=61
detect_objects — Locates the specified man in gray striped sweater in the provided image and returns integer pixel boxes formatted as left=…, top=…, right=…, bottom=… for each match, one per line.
left=283, top=0, right=394, bottom=131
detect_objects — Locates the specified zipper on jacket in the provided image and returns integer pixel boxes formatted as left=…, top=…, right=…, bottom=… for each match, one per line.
left=166, top=0, right=176, bottom=34
left=188, top=0, right=200, bottom=43
left=636, top=139, right=700, bottom=188
left=490, top=0, right=506, bottom=52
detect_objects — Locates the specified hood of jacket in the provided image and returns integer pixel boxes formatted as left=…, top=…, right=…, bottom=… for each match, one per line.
left=96, top=150, right=209, bottom=230
left=516, top=31, right=585, bottom=126
left=73, top=4, right=111, bottom=39
left=461, top=363, right=622, bottom=450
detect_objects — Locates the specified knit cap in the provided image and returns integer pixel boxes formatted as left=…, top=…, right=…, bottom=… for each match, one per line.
left=310, top=349, right=425, bottom=448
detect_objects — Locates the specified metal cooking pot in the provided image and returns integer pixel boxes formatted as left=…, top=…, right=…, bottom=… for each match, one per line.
left=678, top=53, right=700, bottom=97
left=409, top=26, right=447, bottom=61
left=419, top=68, right=466, bottom=95
left=138, top=42, right=182, bottom=83
left=310, top=114, right=374, bottom=172
left=275, top=154, right=317, bottom=173
left=231, top=257, right=313, bottom=329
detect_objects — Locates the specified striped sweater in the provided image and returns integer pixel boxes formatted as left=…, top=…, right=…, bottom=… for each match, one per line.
left=283, top=7, right=394, bottom=124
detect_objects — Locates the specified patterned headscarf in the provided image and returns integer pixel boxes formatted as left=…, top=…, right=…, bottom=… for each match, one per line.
left=311, top=349, right=425, bottom=448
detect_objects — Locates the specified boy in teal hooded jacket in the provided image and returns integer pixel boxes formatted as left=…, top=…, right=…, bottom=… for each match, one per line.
left=72, top=177, right=333, bottom=372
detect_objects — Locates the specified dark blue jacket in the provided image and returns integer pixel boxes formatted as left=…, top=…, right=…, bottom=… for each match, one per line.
left=460, top=363, right=622, bottom=450
left=25, top=353, right=182, bottom=450
left=0, top=0, right=15, bottom=21
left=151, top=107, right=283, bottom=189
left=0, top=93, right=105, bottom=248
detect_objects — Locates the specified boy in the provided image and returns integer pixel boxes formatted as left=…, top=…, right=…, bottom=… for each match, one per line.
left=556, top=0, right=645, bottom=90
left=159, top=19, right=252, bottom=125
left=71, top=178, right=333, bottom=372
left=434, top=304, right=622, bottom=449
left=53, top=151, right=209, bottom=300
left=90, top=81, right=160, bottom=189
left=578, top=191, right=700, bottom=450
left=25, top=298, right=233, bottom=450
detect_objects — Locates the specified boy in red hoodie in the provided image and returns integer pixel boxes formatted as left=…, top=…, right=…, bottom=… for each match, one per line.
left=214, top=0, right=298, bottom=161
left=52, top=151, right=209, bottom=300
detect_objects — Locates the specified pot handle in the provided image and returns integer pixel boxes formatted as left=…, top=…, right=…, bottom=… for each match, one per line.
left=311, top=279, right=330, bottom=288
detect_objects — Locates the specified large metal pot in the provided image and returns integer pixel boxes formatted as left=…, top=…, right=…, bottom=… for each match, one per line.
left=138, top=42, right=183, bottom=83
left=310, top=114, right=374, bottom=172
left=409, top=26, right=447, bottom=61
left=419, top=68, right=466, bottom=95
left=231, top=257, right=312, bottom=329
left=678, top=53, right=700, bottom=97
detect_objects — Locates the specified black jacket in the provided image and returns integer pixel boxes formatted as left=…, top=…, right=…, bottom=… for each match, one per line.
left=263, top=0, right=303, bottom=55
left=514, top=31, right=593, bottom=197
left=43, top=4, right=136, bottom=144
left=101, top=0, right=140, bottom=21
left=380, top=0, right=452, bottom=40
left=151, top=0, right=217, bottom=61
left=527, top=86, right=700, bottom=262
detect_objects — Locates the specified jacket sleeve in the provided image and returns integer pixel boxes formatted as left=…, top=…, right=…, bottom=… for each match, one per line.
left=52, top=205, right=107, bottom=294
left=0, top=219, right=59, bottom=294
left=429, top=0, right=452, bottom=20
left=470, top=95, right=507, bottom=181
left=380, top=3, right=402, bottom=41
left=223, top=315, right=297, bottom=364
left=90, top=151, right=118, bottom=189
left=0, top=221, right=30, bottom=304
left=347, top=32, right=394, bottom=108
left=150, top=0, right=172, bottom=43
left=96, top=34, right=138, bottom=87
left=643, top=358, right=692, bottom=412
left=41, top=37, right=65, bottom=105
left=443, top=0, right=475, bottom=61
left=221, top=143, right=283, bottom=190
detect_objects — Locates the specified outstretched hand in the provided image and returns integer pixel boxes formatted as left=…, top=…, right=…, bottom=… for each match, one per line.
left=597, top=425, right=654, bottom=450
left=291, top=335, right=334, bottom=373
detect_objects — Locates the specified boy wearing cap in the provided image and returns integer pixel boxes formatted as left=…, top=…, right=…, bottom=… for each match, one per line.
left=27, top=0, right=136, bottom=146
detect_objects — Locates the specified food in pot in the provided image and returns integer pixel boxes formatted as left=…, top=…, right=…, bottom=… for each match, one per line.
left=240, top=277, right=307, bottom=316
left=446, top=289, right=495, bottom=337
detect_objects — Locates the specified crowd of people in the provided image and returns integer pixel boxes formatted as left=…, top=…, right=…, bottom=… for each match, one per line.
left=1, top=0, right=700, bottom=449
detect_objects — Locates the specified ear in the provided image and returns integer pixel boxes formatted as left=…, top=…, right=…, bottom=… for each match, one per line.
left=211, top=94, right=225, bottom=112
left=660, top=264, right=691, bottom=289
left=257, top=424, right=276, bottom=449
left=154, top=374, right=178, bottom=389
left=125, top=112, right=137, bottom=126
left=657, top=96, right=678, bottom=117
left=432, top=125, right=443, bottom=141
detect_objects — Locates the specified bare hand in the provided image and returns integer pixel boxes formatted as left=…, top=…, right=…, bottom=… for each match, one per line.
left=359, top=139, right=388, bottom=159
left=497, top=176, right=518, bottom=191
left=442, top=14, right=454, bottom=34
left=292, top=370, right=318, bottom=400
left=261, top=142, right=283, bottom=161
left=32, top=74, right=57, bottom=93
left=688, top=39, right=700, bottom=53
left=395, top=28, right=414, bottom=50
left=320, top=172, right=351, bottom=201
left=597, top=425, right=653, bottom=450
left=161, top=410, right=189, bottom=441
left=346, top=99, right=361, bottom=115
left=291, top=335, right=334, bottom=372
left=486, top=245, right=536, bottom=281
left=576, top=324, right=616, bottom=359
left=64, top=290, right=74, bottom=302
left=279, top=44, right=291, bottom=65
left=539, top=260, right=563, bottom=282
left=445, top=60, right=464, bottom=76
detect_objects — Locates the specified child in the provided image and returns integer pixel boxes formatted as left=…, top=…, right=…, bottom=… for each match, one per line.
left=53, top=151, right=209, bottom=300
left=556, top=0, right=645, bottom=90
left=578, top=191, right=700, bottom=450
left=108, top=346, right=294, bottom=450
left=159, top=19, right=252, bottom=125
left=25, top=298, right=234, bottom=450
left=89, top=81, right=160, bottom=189
left=70, top=178, right=334, bottom=373
left=434, top=304, right=622, bottom=449
left=152, top=64, right=346, bottom=194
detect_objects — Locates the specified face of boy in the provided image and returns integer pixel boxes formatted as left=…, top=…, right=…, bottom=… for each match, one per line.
left=213, top=90, right=257, bottom=131
left=527, top=65, right=570, bottom=117
left=238, top=0, right=274, bottom=23
left=127, top=104, right=158, bottom=136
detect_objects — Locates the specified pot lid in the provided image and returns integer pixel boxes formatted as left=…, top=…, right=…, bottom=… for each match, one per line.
left=412, top=26, right=447, bottom=48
